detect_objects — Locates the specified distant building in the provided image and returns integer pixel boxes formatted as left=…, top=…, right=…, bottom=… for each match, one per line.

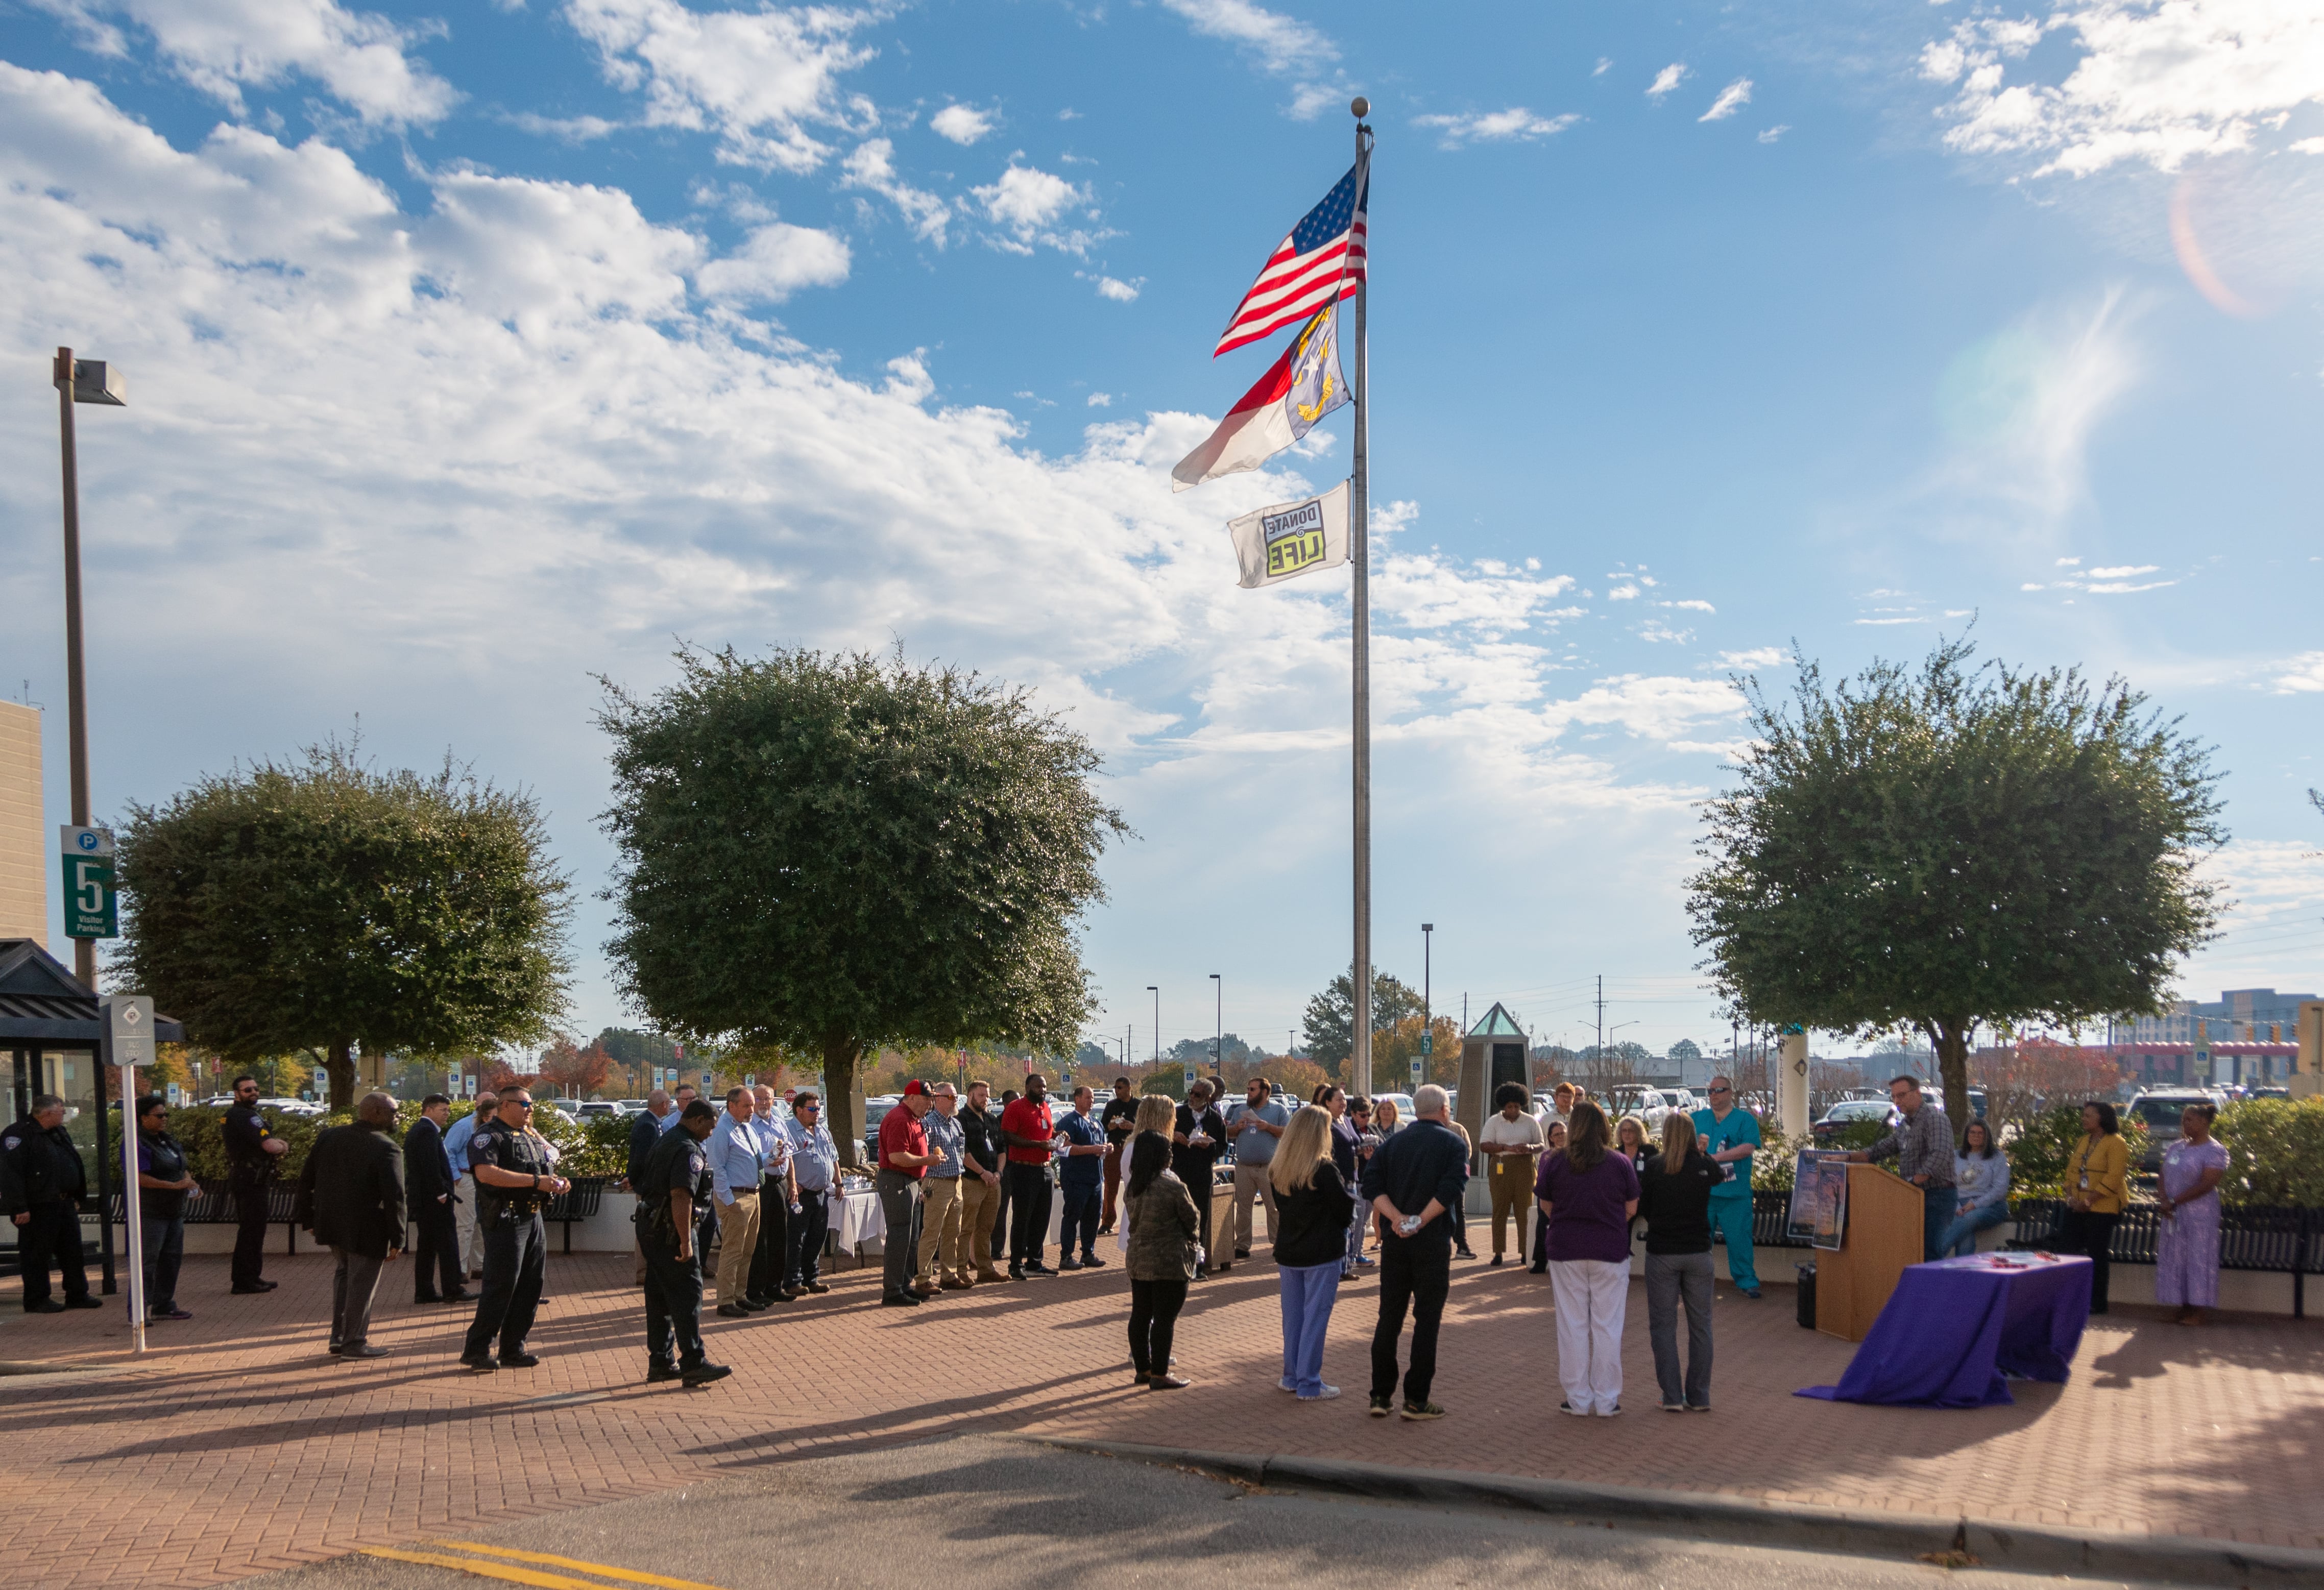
left=2127, top=990, right=2319, bottom=1046
left=0, top=702, right=42, bottom=948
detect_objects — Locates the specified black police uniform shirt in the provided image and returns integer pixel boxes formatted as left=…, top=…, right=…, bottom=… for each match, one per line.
left=223, top=1103, right=276, bottom=1185
left=471, top=1122, right=552, bottom=1212
left=2, top=1120, right=87, bottom=1209
left=642, top=1128, right=711, bottom=1208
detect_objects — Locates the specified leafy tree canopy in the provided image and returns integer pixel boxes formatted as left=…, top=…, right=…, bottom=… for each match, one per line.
left=1302, top=968, right=1424, bottom=1072
left=1688, top=636, right=2223, bottom=1139
left=598, top=646, right=1127, bottom=1162
left=114, top=738, right=572, bottom=1111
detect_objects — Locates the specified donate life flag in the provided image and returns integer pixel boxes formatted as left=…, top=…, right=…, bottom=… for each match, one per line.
left=1227, top=479, right=1350, bottom=589
left=1171, top=306, right=1348, bottom=492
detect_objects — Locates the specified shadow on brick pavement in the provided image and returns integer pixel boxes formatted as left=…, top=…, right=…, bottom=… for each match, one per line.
left=0, top=1246, right=2314, bottom=1587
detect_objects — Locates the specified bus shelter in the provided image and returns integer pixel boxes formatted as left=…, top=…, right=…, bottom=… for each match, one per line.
left=0, top=938, right=185, bottom=1291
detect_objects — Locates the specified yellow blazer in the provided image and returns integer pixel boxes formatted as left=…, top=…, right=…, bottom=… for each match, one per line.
left=2065, top=1132, right=2128, bottom=1214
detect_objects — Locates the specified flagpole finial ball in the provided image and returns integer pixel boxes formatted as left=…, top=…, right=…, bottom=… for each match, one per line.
left=1349, top=96, right=1369, bottom=119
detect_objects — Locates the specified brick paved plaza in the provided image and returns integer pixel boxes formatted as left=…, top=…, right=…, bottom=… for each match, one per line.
left=0, top=1249, right=2315, bottom=1586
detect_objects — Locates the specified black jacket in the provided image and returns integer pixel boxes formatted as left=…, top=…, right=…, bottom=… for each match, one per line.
left=625, top=1109, right=667, bottom=1187
left=1637, top=1148, right=1720, bottom=1255
left=404, top=1116, right=456, bottom=1207
left=1358, top=1118, right=1470, bottom=1254
left=1271, top=1161, right=1357, bottom=1268
left=0, top=1118, right=86, bottom=1213
left=1172, top=1104, right=1227, bottom=1184
left=297, top=1120, right=407, bottom=1259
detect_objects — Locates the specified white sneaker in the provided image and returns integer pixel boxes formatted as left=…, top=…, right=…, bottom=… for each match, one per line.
left=1278, top=1377, right=1298, bottom=1393
left=1298, top=1384, right=1341, bottom=1401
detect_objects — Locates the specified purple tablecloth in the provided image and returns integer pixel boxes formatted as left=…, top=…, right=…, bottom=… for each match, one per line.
left=1797, top=1253, right=2092, bottom=1408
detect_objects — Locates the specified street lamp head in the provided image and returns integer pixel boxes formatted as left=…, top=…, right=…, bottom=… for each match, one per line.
left=1422, top=922, right=1433, bottom=933
left=57, top=355, right=126, bottom=407
left=1350, top=96, right=1369, bottom=119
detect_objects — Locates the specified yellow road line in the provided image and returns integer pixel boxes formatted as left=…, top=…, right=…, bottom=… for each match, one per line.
left=425, top=1540, right=732, bottom=1590
left=357, top=1546, right=611, bottom=1590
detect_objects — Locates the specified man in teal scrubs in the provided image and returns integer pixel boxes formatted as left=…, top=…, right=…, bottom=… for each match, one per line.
left=1693, top=1077, right=1762, bottom=1300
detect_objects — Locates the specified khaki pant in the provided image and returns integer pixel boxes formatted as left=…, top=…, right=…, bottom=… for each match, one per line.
left=956, top=1172, right=1003, bottom=1279
left=1231, top=1162, right=1278, bottom=1256
left=917, top=1176, right=965, bottom=1284
left=455, top=1174, right=482, bottom=1277
left=714, top=1191, right=760, bottom=1305
left=1489, top=1157, right=1534, bottom=1258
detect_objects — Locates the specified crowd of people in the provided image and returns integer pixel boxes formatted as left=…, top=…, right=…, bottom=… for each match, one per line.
left=0, top=1063, right=2245, bottom=1408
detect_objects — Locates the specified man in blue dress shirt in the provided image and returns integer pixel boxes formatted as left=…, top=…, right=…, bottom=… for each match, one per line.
left=783, top=1091, right=839, bottom=1295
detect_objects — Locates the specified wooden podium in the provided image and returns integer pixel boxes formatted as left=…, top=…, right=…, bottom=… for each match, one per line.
left=1816, top=1164, right=1924, bottom=1342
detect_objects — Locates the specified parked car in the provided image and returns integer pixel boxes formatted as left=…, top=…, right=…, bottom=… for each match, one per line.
left=1607, top=1086, right=1700, bottom=1131
left=2127, top=1088, right=2229, bottom=1170
left=1811, top=1097, right=1899, bottom=1142
left=861, top=1094, right=901, bottom=1161
left=568, top=1100, right=621, bottom=1120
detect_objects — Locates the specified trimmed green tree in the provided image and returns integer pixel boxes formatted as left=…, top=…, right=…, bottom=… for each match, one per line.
left=598, top=647, right=1127, bottom=1165
left=114, top=740, right=573, bottom=1111
left=1688, top=637, right=2223, bottom=1139
left=1301, top=968, right=1424, bottom=1076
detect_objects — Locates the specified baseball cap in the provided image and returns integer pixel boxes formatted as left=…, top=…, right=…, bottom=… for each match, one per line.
left=902, top=1080, right=932, bottom=1097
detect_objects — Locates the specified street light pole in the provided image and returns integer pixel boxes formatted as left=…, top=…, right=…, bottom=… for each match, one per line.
left=1210, top=974, right=1221, bottom=1081
left=1148, top=986, right=1159, bottom=1073
left=1420, top=923, right=1433, bottom=1089
left=52, top=348, right=122, bottom=993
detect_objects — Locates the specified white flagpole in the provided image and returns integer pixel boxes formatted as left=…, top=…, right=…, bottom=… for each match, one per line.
left=1348, top=99, right=1373, bottom=1098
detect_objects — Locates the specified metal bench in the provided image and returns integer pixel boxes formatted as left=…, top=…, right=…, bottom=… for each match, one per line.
left=2005, top=1197, right=2319, bottom=1317
left=102, top=1184, right=307, bottom=1252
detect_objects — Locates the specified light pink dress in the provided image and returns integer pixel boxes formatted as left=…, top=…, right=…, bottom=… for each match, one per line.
left=2153, top=1138, right=2229, bottom=1308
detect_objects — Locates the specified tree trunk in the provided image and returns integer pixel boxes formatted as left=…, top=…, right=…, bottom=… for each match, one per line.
left=326, top=1038, right=357, bottom=1113
left=822, top=1033, right=865, bottom=1168
left=1929, top=1019, right=1972, bottom=1148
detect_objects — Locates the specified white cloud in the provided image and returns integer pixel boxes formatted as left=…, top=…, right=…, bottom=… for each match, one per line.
left=1647, top=63, right=1689, bottom=100
left=506, top=111, right=625, bottom=142
left=2057, top=555, right=2083, bottom=565
left=929, top=103, right=994, bottom=144
left=1086, top=393, right=1112, bottom=407
left=841, top=138, right=949, bottom=243
left=1412, top=108, right=1580, bottom=147
left=1157, top=0, right=1347, bottom=121
left=1607, top=583, right=1640, bottom=600
left=563, top=0, right=875, bottom=172
left=973, top=162, right=1093, bottom=251
left=1758, top=124, right=1789, bottom=143
left=2269, top=652, right=2324, bottom=693
left=2087, top=562, right=2160, bottom=577
left=1929, top=287, right=2142, bottom=525
left=2022, top=581, right=2047, bottom=590
left=1668, top=599, right=1715, bottom=613
left=1920, top=1, right=2324, bottom=177
left=47, top=0, right=458, bottom=125
left=1157, top=0, right=1333, bottom=75
left=1545, top=675, right=1747, bottom=742
left=1094, top=275, right=1142, bottom=301
left=695, top=219, right=850, bottom=302
left=1701, top=78, right=1753, bottom=122
left=1706, top=647, right=1787, bottom=671
left=1594, top=57, right=1613, bottom=77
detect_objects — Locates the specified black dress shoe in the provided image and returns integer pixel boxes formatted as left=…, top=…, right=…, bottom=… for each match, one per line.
left=880, top=1293, right=922, bottom=1307
left=715, top=1303, right=751, bottom=1318
left=230, top=1284, right=269, bottom=1295
left=499, top=1351, right=540, bottom=1368
left=342, top=1344, right=392, bottom=1359
left=415, top=1294, right=443, bottom=1305
left=646, top=1363, right=682, bottom=1384
left=682, top=1362, right=732, bottom=1388
left=443, top=1290, right=475, bottom=1303
left=461, top=1357, right=498, bottom=1374
left=25, top=1300, right=65, bottom=1314
left=63, top=1296, right=102, bottom=1310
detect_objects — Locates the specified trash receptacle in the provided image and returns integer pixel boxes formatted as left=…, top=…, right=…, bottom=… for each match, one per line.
left=1795, top=1261, right=1817, bottom=1329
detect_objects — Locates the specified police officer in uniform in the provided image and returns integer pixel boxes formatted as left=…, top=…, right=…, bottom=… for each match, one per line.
left=459, top=1089, right=566, bottom=1373
left=1, top=1094, right=104, bottom=1313
left=222, top=1074, right=287, bottom=1293
left=636, top=1098, right=732, bottom=1388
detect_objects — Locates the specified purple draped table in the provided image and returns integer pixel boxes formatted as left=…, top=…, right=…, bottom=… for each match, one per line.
left=1796, top=1252, right=2093, bottom=1409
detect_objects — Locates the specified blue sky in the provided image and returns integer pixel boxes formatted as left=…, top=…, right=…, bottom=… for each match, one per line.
left=3, top=0, right=2320, bottom=1065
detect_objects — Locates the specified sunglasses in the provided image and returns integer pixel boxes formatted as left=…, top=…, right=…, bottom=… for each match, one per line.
left=798, top=1104, right=821, bottom=1112
left=503, top=1100, right=535, bottom=1109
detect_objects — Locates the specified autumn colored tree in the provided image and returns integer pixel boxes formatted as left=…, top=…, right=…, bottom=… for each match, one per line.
left=539, top=1037, right=615, bottom=1099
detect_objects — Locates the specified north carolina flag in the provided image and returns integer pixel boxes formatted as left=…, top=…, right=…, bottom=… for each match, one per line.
left=1172, top=306, right=1348, bottom=492
left=1213, top=159, right=1368, bottom=357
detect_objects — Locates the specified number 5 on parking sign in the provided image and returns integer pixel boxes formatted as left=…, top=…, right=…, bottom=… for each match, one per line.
left=58, top=825, right=118, bottom=939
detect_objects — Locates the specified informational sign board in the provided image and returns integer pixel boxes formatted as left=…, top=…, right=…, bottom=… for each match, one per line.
left=1787, top=1151, right=1852, bottom=1250
left=59, top=825, right=117, bottom=939
left=105, top=993, right=155, bottom=1067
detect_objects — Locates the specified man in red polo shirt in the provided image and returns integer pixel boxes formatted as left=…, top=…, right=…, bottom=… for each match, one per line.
left=999, top=1074, right=1057, bottom=1280
left=876, top=1082, right=940, bottom=1308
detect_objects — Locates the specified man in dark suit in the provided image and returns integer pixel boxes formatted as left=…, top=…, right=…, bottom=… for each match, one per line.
left=405, top=1093, right=466, bottom=1304
left=296, top=1091, right=406, bottom=1358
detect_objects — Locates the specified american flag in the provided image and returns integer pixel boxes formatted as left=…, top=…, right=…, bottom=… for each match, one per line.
left=1214, top=158, right=1369, bottom=357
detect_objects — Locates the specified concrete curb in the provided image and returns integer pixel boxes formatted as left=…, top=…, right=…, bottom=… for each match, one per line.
left=1014, top=1435, right=2324, bottom=1587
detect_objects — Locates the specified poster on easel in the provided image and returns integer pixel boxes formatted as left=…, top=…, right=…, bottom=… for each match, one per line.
left=1787, top=1151, right=1851, bottom=1250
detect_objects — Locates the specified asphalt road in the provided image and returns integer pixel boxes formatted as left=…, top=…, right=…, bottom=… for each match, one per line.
left=250, top=1433, right=2183, bottom=1590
